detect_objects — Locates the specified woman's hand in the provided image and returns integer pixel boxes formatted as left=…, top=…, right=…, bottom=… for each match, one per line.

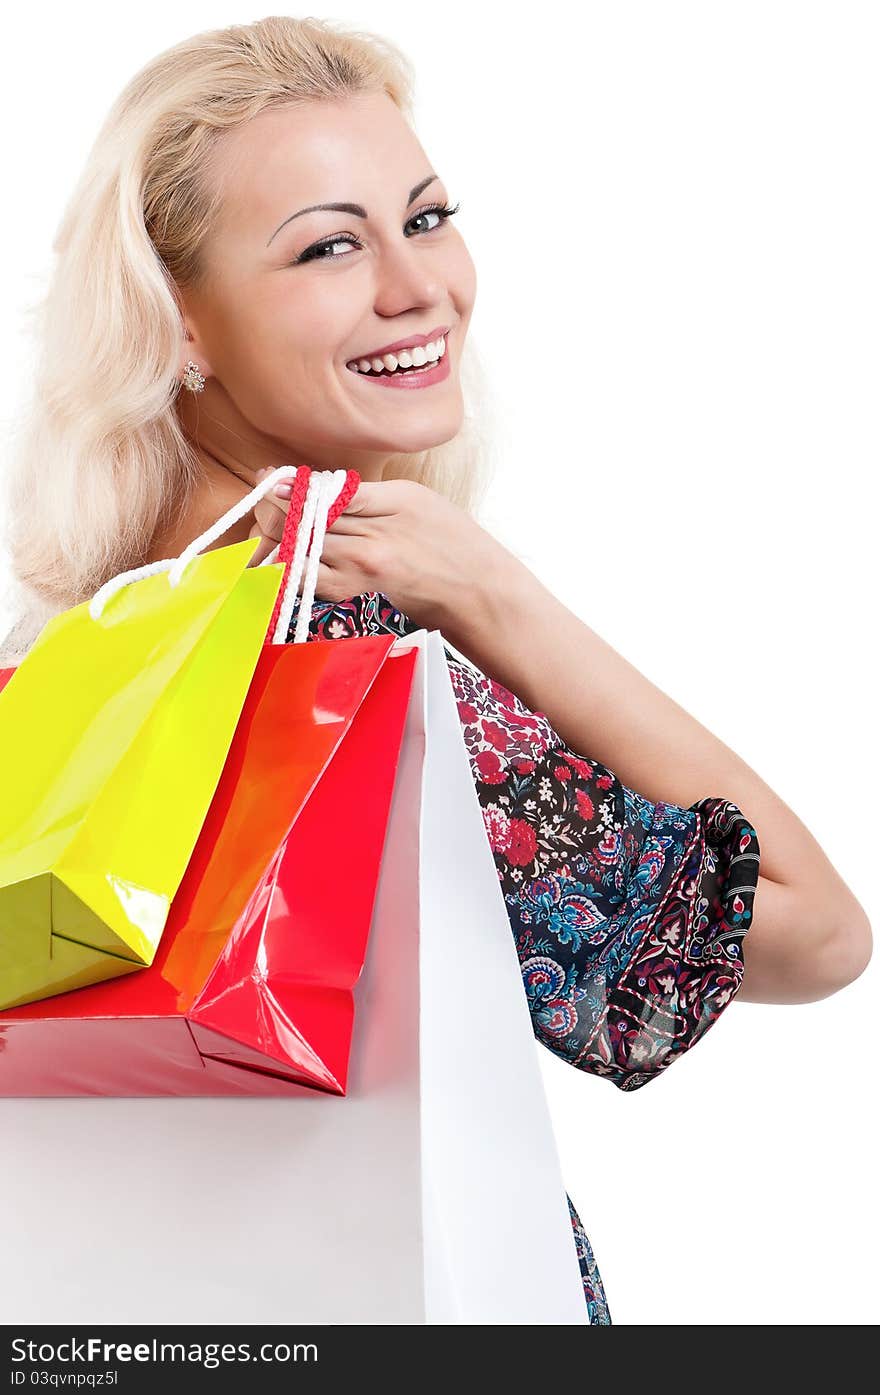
left=249, top=469, right=517, bottom=641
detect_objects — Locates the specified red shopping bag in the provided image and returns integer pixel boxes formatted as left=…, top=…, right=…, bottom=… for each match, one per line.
left=0, top=465, right=416, bottom=1096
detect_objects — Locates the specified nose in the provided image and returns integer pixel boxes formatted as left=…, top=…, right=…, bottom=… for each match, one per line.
left=371, top=233, right=446, bottom=319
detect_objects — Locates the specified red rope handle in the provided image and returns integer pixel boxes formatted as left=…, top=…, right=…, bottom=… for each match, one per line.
left=327, top=468, right=361, bottom=527
left=264, top=467, right=361, bottom=643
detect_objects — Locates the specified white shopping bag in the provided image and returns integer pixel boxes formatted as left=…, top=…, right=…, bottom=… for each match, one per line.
left=0, top=629, right=586, bottom=1325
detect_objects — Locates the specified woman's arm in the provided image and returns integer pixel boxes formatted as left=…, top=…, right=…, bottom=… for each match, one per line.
left=440, top=554, right=872, bottom=1006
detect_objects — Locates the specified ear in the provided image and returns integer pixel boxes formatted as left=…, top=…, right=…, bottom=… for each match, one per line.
left=175, top=286, right=216, bottom=382
left=178, top=326, right=216, bottom=384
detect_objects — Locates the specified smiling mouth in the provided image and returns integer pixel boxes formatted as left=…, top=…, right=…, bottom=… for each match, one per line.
left=345, top=330, right=449, bottom=376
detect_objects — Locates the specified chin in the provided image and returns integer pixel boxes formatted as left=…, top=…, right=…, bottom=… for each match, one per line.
left=386, top=405, right=465, bottom=454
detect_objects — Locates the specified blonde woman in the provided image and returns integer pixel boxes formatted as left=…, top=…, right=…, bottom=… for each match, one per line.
left=0, top=17, right=871, bottom=1325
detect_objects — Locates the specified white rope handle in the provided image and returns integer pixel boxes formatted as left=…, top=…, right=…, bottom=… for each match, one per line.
left=268, top=468, right=348, bottom=645
left=88, top=465, right=349, bottom=643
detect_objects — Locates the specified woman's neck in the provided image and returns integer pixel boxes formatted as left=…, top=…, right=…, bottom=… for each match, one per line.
left=145, top=449, right=255, bottom=564
left=175, top=380, right=392, bottom=482
left=146, top=389, right=392, bottom=564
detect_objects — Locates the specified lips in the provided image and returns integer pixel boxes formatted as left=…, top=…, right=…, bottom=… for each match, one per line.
left=345, top=337, right=452, bottom=390
left=347, top=324, right=451, bottom=366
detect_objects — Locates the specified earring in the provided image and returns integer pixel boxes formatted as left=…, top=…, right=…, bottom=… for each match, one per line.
left=181, top=360, right=206, bottom=393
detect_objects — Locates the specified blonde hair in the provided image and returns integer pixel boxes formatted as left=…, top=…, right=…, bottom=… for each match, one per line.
left=0, top=15, right=495, bottom=665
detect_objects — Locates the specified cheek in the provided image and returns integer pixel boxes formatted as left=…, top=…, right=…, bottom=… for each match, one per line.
left=256, top=275, right=359, bottom=367
left=206, top=286, right=340, bottom=405
left=195, top=284, right=282, bottom=381
left=213, top=267, right=319, bottom=332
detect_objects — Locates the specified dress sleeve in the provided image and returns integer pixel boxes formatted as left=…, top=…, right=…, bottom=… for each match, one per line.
left=445, top=648, right=761, bottom=1093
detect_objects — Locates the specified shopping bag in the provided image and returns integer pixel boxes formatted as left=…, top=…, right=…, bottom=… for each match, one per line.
left=0, top=624, right=588, bottom=1323
left=0, top=633, right=416, bottom=1094
left=0, top=530, right=283, bottom=1011
left=0, top=465, right=358, bottom=1016
left=0, top=464, right=383, bottom=1090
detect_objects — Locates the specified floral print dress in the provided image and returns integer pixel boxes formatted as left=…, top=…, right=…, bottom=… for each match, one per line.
left=285, top=589, right=761, bottom=1326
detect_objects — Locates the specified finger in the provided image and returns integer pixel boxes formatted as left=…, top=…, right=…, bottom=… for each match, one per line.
left=319, top=531, right=365, bottom=568
left=252, top=496, right=288, bottom=543
left=255, top=468, right=293, bottom=516
left=246, top=520, right=281, bottom=567
left=338, top=480, right=396, bottom=518
left=314, top=560, right=339, bottom=601
left=324, top=513, right=373, bottom=537
left=314, top=559, right=369, bottom=605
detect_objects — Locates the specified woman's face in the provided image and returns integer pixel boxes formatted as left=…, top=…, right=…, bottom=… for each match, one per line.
left=178, top=91, right=477, bottom=473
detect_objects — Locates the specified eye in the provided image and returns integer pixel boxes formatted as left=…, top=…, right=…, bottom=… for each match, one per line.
left=406, top=201, right=461, bottom=235
left=295, top=235, right=358, bottom=265
left=292, top=200, right=461, bottom=266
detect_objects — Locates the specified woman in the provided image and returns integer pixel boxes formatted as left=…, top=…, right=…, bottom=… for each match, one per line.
left=0, top=17, right=871, bottom=1324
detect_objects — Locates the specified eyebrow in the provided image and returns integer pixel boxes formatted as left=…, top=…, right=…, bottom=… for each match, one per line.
left=266, top=174, right=439, bottom=246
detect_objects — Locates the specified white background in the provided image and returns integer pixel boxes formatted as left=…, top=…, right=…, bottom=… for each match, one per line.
left=1, top=2, right=877, bottom=1324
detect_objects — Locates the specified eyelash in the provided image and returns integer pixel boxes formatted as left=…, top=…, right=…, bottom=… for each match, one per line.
left=292, top=201, right=461, bottom=266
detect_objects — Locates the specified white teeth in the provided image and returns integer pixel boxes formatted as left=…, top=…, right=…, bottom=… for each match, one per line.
left=348, top=336, right=447, bottom=374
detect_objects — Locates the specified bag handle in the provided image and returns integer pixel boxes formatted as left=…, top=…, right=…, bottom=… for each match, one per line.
left=88, top=465, right=357, bottom=645
left=261, top=465, right=359, bottom=645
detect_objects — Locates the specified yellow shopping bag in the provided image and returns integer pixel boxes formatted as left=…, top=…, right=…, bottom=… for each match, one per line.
left=0, top=526, right=284, bottom=1012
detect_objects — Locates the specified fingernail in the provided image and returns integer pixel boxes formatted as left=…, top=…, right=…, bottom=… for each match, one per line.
left=275, top=483, right=292, bottom=498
